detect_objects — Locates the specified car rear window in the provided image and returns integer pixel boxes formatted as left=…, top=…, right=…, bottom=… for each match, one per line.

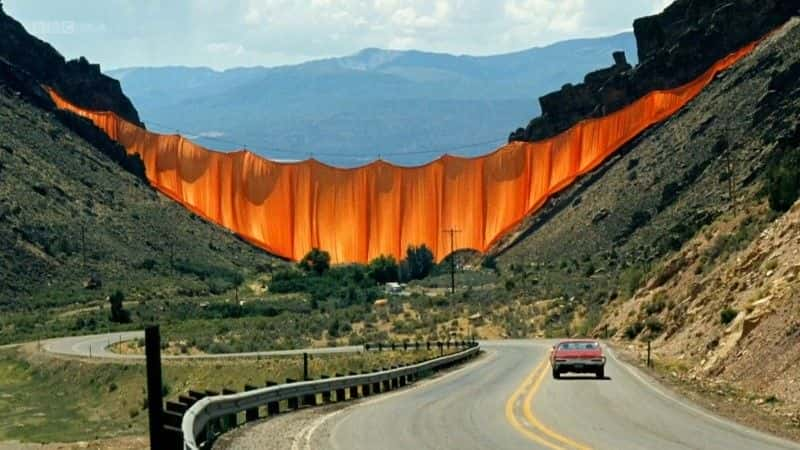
left=558, top=342, right=599, bottom=350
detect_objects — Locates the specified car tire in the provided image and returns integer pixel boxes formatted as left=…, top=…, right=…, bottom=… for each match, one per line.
left=552, top=368, right=560, bottom=379
left=596, top=367, right=605, bottom=379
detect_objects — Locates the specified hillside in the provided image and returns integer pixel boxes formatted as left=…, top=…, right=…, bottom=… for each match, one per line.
left=492, top=4, right=800, bottom=328
left=0, top=85, right=281, bottom=310
left=0, top=1, right=284, bottom=342
left=108, top=33, right=637, bottom=167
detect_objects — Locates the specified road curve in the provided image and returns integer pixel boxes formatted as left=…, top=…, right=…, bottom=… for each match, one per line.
left=296, top=340, right=800, bottom=450
left=40, top=331, right=364, bottom=360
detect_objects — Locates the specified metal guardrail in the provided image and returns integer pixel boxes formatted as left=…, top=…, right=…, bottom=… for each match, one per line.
left=180, top=342, right=480, bottom=449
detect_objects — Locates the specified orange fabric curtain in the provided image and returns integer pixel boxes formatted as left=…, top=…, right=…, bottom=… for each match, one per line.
left=46, top=37, right=760, bottom=264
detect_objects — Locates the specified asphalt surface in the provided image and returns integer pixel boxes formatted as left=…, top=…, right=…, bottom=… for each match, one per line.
left=40, top=331, right=364, bottom=360
left=294, top=340, right=800, bottom=450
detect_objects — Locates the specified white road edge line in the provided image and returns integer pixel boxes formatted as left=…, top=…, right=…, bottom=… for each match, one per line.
left=291, top=348, right=498, bottom=450
left=606, top=347, right=800, bottom=449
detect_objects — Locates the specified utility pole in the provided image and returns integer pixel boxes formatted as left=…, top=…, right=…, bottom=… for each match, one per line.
left=442, top=229, right=461, bottom=295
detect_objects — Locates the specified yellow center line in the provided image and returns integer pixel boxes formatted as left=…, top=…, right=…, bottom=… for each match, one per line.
left=504, top=359, right=565, bottom=450
left=523, top=361, right=593, bottom=450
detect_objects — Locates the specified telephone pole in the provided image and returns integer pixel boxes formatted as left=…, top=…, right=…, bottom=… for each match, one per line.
left=442, top=229, right=461, bottom=294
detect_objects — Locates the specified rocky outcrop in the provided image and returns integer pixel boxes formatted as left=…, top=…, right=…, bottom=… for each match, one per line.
left=0, top=1, right=141, bottom=124
left=510, top=0, right=800, bottom=142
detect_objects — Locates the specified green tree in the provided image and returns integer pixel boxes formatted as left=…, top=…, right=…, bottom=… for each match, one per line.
left=109, top=290, right=131, bottom=323
left=298, top=248, right=331, bottom=275
left=403, top=244, right=435, bottom=281
left=768, top=165, right=800, bottom=212
left=367, top=255, right=399, bottom=284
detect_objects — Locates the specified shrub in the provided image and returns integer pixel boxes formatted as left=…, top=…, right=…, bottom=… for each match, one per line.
left=298, top=248, right=331, bottom=275
left=624, top=321, right=644, bottom=340
left=620, top=266, right=647, bottom=298
left=645, top=317, right=664, bottom=334
left=629, top=210, right=652, bottom=231
left=403, top=244, right=435, bottom=281
left=109, top=290, right=131, bottom=323
left=644, top=294, right=667, bottom=315
left=367, top=255, right=399, bottom=284
left=720, top=307, right=738, bottom=325
left=767, top=146, right=800, bottom=212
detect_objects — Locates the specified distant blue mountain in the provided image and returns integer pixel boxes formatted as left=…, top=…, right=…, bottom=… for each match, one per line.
left=108, top=33, right=636, bottom=167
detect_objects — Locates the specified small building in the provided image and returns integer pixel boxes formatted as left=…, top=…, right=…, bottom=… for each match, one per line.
left=385, top=282, right=404, bottom=294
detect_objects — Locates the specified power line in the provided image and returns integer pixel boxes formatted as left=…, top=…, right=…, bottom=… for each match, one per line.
left=143, top=119, right=507, bottom=163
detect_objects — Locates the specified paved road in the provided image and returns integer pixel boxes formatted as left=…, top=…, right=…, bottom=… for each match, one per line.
left=41, top=331, right=364, bottom=360
left=295, top=340, right=800, bottom=450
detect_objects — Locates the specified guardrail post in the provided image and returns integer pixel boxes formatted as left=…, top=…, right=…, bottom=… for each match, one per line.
left=285, top=379, right=299, bottom=410
left=403, top=341, right=408, bottom=351
left=391, top=342, right=396, bottom=351
left=265, top=381, right=279, bottom=415
left=320, top=375, right=332, bottom=403
left=447, top=340, right=451, bottom=350
left=144, top=326, right=164, bottom=450
left=221, top=389, right=237, bottom=430
left=348, top=372, right=359, bottom=399
left=302, top=381, right=317, bottom=407
left=334, top=373, right=346, bottom=401
left=244, top=385, right=260, bottom=422
left=378, top=342, right=383, bottom=352
left=647, top=341, right=652, bottom=368
left=438, top=341, right=444, bottom=357
left=303, top=352, right=309, bottom=381
left=415, top=342, right=420, bottom=351
left=362, top=378, right=372, bottom=396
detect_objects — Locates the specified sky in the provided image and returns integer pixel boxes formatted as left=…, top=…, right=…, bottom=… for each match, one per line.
left=4, top=0, right=674, bottom=71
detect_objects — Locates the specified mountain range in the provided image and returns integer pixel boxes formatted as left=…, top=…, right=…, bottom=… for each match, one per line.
left=108, top=33, right=636, bottom=167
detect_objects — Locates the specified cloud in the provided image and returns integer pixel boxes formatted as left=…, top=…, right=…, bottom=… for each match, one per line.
left=207, top=42, right=245, bottom=56
left=4, top=0, right=668, bottom=69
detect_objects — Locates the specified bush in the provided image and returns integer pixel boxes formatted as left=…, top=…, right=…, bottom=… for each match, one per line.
left=109, top=290, right=131, bottom=323
left=620, top=266, right=647, bottom=298
left=624, top=321, right=644, bottom=340
left=767, top=146, right=800, bottom=212
left=720, top=307, right=738, bottom=325
left=644, top=294, right=667, bottom=315
left=402, top=244, right=435, bottom=281
left=629, top=210, right=652, bottom=231
left=298, top=248, right=331, bottom=275
left=367, top=255, right=399, bottom=284
left=645, top=317, right=664, bottom=334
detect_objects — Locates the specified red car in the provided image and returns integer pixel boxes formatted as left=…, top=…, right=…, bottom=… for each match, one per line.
left=550, top=339, right=606, bottom=379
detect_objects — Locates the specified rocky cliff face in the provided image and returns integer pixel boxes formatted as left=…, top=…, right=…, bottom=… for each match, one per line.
left=0, top=1, right=141, bottom=124
left=510, top=0, right=800, bottom=142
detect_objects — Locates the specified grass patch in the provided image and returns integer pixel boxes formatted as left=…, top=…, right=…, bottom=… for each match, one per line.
left=0, top=347, right=448, bottom=443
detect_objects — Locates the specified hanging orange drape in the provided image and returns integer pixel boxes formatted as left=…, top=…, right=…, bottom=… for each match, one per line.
left=47, top=36, right=761, bottom=264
